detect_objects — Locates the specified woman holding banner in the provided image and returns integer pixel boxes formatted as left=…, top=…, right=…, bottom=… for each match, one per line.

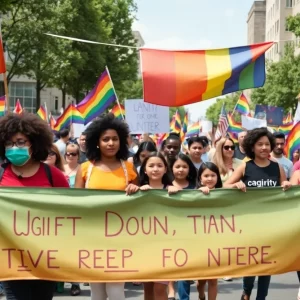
left=75, top=113, right=139, bottom=300
left=0, top=113, right=69, bottom=300
left=224, top=127, right=291, bottom=300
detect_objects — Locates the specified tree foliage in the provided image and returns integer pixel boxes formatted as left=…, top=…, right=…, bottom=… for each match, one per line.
left=251, top=44, right=300, bottom=113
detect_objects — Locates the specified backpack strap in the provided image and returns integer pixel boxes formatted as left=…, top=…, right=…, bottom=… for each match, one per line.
left=0, top=162, right=9, bottom=183
left=43, top=163, right=53, bottom=187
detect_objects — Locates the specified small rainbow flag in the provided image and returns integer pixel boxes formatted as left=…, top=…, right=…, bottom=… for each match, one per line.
left=111, top=104, right=125, bottom=119
left=13, top=99, right=23, bottom=114
left=37, top=105, right=47, bottom=121
left=157, top=133, right=168, bottom=148
left=227, top=113, right=243, bottom=141
left=283, top=112, right=293, bottom=124
left=186, top=121, right=200, bottom=138
left=180, top=112, right=188, bottom=141
left=235, top=92, right=251, bottom=116
left=141, top=42, right=273, bottom=106
left=278, top=122, right=294, bottom=136
left=77, top=68, right=116, bottom=124
left=0, top=95, right=5, bottom=116
left=54, top=104, right=84, bottom=131
left=284, top=122, right=300, bottom=160
left=49, top=113, right=56, bottom=130
left=170, top=110, right=181, bottom=133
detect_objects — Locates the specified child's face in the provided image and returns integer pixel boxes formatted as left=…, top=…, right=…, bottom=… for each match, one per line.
left=172, top=159, right=189, bottom=181
left=189, top=142, right=204, bottom=160
left=145, top=157, right=167, bottom=181
left=200, top=168, right=218, bottom=189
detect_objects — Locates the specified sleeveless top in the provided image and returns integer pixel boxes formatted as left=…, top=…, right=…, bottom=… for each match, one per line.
left=242, top=160, right=280, bottom=188
left=183, top=182, right=196, bottom=190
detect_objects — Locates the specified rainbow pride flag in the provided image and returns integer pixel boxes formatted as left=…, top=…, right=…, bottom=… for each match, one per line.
left=284, top=122, right=300, bottom=160
left=37, top=105, right=47, bottom=121
left=54, top=104, right=84, bottom=131
left=141, top=42, right=273, bottom=106
left=170, top=110, right=181, bottom=133
left=227, top=113, right=243, bottom=142
left=111, top=104, right=125, bottom=119
left=186, top=121, right=200, bottom=138
left=279, top=122, right=293, bottom=136
left=77, top=68, right=116, bottom=124
left=283, top=112, right=293, bottom=124
left=157, top=133, right=168, bottom=147
left=235, top=93, right=250, bottom=116
left=49, top=113, right=56, bottom=130
left=180, top=112, right=188, bottom=141
left=0, top=95, right=5, bottom=116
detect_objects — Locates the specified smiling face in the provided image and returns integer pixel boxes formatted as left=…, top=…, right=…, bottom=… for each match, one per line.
left=145, top=156, right=167, bottom=182
left=200, top=168, right=218, bottom=190
left=222, top=139, right=235, bottom=160
left=253, top=136, right=271, bottom=159
left=99, top=129, right=120, bottom=158
left=65, top=144, right=79, bottom=163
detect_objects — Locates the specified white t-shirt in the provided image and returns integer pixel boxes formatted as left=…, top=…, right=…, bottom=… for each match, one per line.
left=55, top=139, right=67, bottom=157
left=273, top=156, right=293, bottom=179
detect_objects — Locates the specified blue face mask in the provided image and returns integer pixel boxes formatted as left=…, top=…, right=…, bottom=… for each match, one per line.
left=5, top=147, right=31, bottom=166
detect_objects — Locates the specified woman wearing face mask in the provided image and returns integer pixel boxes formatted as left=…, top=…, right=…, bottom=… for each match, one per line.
left=0, top=113, right=69, bottom=300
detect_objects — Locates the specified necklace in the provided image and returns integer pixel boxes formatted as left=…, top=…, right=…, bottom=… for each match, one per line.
left=66, top=164, right=79, bottom=176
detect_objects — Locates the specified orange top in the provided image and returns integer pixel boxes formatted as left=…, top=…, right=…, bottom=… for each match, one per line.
left=81, top=161, right=137, bottom=190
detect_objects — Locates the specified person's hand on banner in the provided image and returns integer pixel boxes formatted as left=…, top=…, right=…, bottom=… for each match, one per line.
left=140, top=184, right=152, bottom=191
left=235, top=181, right=246, bottom=192
left=198, top=186, right=210, bottom=195
left=281, top=181, right=291, bottom=191
left=125, top=183, right=139, bottom=195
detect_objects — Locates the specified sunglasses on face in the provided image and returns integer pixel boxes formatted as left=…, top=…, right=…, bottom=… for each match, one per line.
left=48, top=151, right=56, bottom=156
left=66, top=152, right=78, bottom=157
left=223, top=145, right=235, bottom=151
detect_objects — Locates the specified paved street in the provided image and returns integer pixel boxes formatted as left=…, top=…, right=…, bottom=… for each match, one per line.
left=51, top=272, right=299, bottom=300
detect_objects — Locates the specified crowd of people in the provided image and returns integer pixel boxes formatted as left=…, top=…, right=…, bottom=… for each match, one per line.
left=0, top=112, right=298, bottom=300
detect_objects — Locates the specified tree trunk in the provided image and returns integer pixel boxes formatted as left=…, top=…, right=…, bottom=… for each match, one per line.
left=36, top=79, right=41, bottom=112
left=62, top=89, right=66, bottom=109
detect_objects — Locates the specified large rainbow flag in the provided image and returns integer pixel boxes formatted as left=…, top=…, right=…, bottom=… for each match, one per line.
left=141, top=42, right=273, bottom=106
left=279, top=122, right=294, bottom=136
left=54, top=104, right=84, bottom=131
left=235, top=92, right=250, bottom=116
left=77, top=68, right=116, bottom=124
left=186, top=121, right=201, bottom=138
left=0, top=95, right=5, bottom=116
left=284, top=122, right=300, bottom=160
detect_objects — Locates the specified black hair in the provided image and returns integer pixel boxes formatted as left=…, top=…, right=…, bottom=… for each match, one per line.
left=273, top=131, right=285, bottom=140
left=80, top=132, right=87, bottom=136
left=243, top=127, right=275, bottom=160
left=0, top=113, right=53, bottom=161
left=133, top=141, right=157, bottom=165
left=197, top=162, right=223, bottom=189
left=187, top=136, right=206, bottom=149
left=170, top=153, right=197, bottom=185
left=139, top=152, right=173, bottom=186
left=85, top=113, right=129, bottom=161
left=59, top=128, right=69, bottom=138
left=199, top=136, right=209, bottom=145
left=165, top=132, right=180, bottom=144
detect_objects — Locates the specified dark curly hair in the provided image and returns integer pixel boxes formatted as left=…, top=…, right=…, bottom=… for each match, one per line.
left=243, top=127, right=275, bottom=160
left=0, top=113, right=54, bottom=161
left=139, top=152, right=173, bottom=186
left=85, top=113, right=129, bottom=161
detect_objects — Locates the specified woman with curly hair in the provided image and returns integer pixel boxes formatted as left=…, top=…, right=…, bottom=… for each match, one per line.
left=224, top=127, right=291, bottom=300
left=75, top=113, right=139, bottom=300
left=0, top=113, right=69, bottom=300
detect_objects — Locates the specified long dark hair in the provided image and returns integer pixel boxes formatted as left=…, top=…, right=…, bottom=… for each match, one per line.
left=170, top=153, right=197, bottom=186
left=197, top=162, right=222, bottom=189
left=139, top=152, right=173, bottom=186
left=133, top=141, right=157, bottom=165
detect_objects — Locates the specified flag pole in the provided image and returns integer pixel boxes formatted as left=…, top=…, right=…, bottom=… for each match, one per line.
left=44, top=102, right=49, bottom=123
left=105, top=66, right=125, bottom=120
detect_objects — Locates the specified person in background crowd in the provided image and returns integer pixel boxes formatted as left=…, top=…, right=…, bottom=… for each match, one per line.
left=234, top=131, right=247, bottom=160
left=163, top=133, right=181, bottom=165
left=213, top=137, right=244, bottom=183
left=199, top=136, right=210, bottom=163
left=128, top=134, right=139, bottom=154
left=224, top=127, right=291, bottom=300
left=0, top=113, right=69, bottom=300
left=44, top=144, right=65, bottom=172
left=75, top=113, right=139, bottom=300
left=77, top=132, right=88, bottom=164
left=128, top=141, right=157, bottom=173
left=139, top=133, right=150, bottom=143
left=55, top=128, right=70, bottom=157
left=292, top=149, right=300, bottom=164
left=271, top=132, right=293, bottom=179
left=187, top=137, right=206, bottom=170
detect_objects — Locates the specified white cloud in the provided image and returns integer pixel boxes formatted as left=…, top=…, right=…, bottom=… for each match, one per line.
left=132, top=20, right=148, bottom=35
left=144, top=36, right=213, bottom=50
left=224, top=8, right=235, bottom=18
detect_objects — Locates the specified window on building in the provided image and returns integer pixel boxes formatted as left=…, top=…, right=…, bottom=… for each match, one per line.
left=276, top=0, right=279, bottom=10
left=285, top=18, right=290, bottom=31
left=275, top=20, right=279, bottom=34
left=286, top=0, right=293, bottom=7
left=9, top=82, right=36, bottom=112
left=55, top=97, right=58, bottom=110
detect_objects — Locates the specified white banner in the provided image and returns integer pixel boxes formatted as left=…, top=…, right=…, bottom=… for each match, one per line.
left=125, top=99, right=169, bottom=134
left=241, top=115, right=267, bottom=130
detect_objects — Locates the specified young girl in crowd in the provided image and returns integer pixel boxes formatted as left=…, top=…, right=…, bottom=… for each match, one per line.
left=139, top=152, right=178, bottom=300
left=197, top=162, right=222, bottom=300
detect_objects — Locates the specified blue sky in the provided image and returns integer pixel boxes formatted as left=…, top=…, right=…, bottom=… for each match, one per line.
left=133, top=0, right=256, bottom=121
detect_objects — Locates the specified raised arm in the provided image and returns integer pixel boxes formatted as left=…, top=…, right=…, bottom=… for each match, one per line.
left=223, top=164, right=246, bottom=191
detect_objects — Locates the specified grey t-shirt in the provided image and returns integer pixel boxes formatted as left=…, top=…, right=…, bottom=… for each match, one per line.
left=273, top=156, right=293, bottom=179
